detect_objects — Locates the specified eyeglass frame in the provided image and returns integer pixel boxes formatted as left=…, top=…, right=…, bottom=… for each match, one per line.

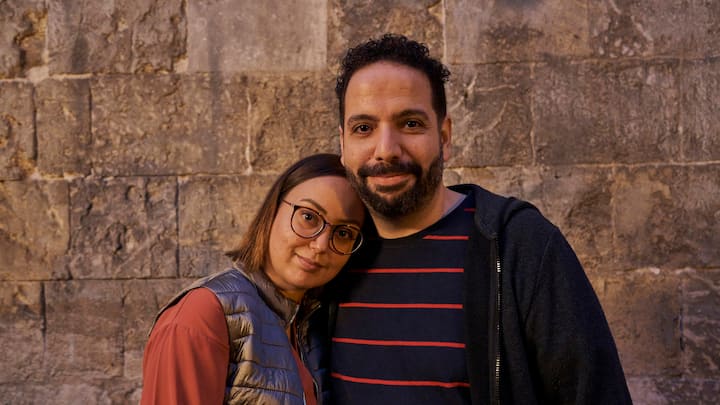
left=280, top=200, right=363, bottom=255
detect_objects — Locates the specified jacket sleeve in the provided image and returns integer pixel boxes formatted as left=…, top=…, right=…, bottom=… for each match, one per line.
left=509, top=217, right=632, bottom=404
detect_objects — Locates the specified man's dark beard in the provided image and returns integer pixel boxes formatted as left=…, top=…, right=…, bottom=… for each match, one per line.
left=346, top=154, right=444, bottom=218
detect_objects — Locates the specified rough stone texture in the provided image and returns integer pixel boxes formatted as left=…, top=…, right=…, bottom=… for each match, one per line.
left=683, top=270, right=720, bottom=377
left=0, top=282, right=43, bottom=383
left=628, top=377, right=720, bottom=405
left=0, top=180, right=69, bottom=281
left=590, top=0, right=720, bottom=59
left=36, top=79, right=91, bottom=176
left=248, top=73, right=340, bottom=172
left=0, top=0, right=46, bottom=79
left=612, top=165, right=720, bottom=270
left=0, top=81, right=35, bottom=180
left=91, top=74, right=249, bottom=176
left=69, top=177, right=177, bottom=279
left=187, top=0, right=326, bottom=72
left=45, top=280, right=124, bottom=378
left=123, top=278, right=188, bottom=381
left=682, top=57, right=720, bottom=161
left=446, top=63, right=533, bottom=167
left=328, top=0, right=444, bottom=69
left=446, top=0, right=592, bottom=63
left=600, top=271, right=682, bottom=376
left=47, top=0, right=185, bottom=74
left=534, top=59, right=680, bottom=165
left=179, top=175, right=273, bottom=277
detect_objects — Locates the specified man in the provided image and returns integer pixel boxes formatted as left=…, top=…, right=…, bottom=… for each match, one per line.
left=327, top=34, right=632, bottom=404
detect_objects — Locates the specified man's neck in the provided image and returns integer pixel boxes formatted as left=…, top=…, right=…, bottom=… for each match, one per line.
left=370, top=187, right=465, bottom=239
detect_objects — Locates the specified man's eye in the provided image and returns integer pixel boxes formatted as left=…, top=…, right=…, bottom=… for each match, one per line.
left=353, top=124, right=371, bottom=133
left=406, top=120, right=421, bottom=128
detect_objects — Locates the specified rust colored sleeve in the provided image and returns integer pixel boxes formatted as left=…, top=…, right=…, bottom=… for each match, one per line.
left=141, top=287, right=229, bottom=405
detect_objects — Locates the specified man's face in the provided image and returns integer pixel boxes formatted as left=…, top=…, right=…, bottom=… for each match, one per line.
left=339, top=61, right=451, bottom=218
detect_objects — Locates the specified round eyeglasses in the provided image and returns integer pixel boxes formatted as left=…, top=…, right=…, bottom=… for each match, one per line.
left=281, top=200, right=363, bottom=255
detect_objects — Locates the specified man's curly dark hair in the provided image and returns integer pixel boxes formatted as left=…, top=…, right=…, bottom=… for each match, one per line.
left=335, top=33, right=451, bottom=128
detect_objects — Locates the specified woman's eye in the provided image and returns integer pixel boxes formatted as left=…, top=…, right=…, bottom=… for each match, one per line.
left=335, top=227, right=356, bottom=240
left=300, top=210, right=319, bottom=224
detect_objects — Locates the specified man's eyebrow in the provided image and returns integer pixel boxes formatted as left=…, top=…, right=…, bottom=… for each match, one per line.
left=346, top=114, right=378, bottom=125
left=393, top=109, right=431, bottom=121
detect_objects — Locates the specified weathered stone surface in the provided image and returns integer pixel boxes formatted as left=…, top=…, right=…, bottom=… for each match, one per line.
left=447, top=63, right=533, bottom=167
left=0, top=282, right=43, bottom=382
left=600, top=271, right=682, bottom=376
left=683, top=270, right=720, bottom=377
left=179, top=175, right=273, bottom=277
left=328, top=0, right=443, bottom=69
left=682, top=57, right=720, bottom=161
left=91, top=74, right=248, bottom=176
left=0, top=0, right=46, bottom=78
left=36, top=79, right=91, bottom=176
left=248, top=73, right=340, bottom=172
left=45, top=280, right=123, bottom=378
left=0, top=180, right=69, bottom=281
left=534, top=59, right=680, bottom=165
left=627, top=377, right=720, bottom=405
left=590, top=0, right=720, bottom=58
left=0, top=81, right=35, bottom=180
left=123, top=278, right=188, bottom=381
left=69, top=177, right=177, bottom=279
left=47, top=0, right=185, bottom=74
left=0, top=383, right=113, bottom=405
left=446, top=0, right=592, bottom=63
left=612, top=165, right=720, bottom=269
left=187, top=0, right=326, bottom=72
left=446, top=165, right=613, bottom=273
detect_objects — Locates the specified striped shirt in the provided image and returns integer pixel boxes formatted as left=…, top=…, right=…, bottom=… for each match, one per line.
left=331, top=195, right=475, bottom=404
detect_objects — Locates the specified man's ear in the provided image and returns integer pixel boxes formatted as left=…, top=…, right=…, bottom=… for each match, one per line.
left=338, top=125, right=345, bottom=165
left=441, top=116, right=452, bottom=161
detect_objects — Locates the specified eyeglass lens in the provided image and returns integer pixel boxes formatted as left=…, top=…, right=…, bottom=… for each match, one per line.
left=290, top=206, right=361, bottom=254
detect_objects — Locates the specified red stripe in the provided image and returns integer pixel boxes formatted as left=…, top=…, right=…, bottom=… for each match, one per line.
left=464, top=208, right=476, bottom=212
left=339, top=302, right=463, bottom=309
left=332, top=372, right=470, bottom=388
left=333, top=337, right=465, bottom=349
left=349, top=268, right=463, bottom=274
left=422, top=235, right=469, bottom=240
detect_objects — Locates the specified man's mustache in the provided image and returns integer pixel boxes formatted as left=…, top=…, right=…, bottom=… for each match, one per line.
left=357, top=161, right=422, bottom=178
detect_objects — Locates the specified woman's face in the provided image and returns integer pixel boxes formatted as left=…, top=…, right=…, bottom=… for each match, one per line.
left=265, top=175, right=365, bottom=302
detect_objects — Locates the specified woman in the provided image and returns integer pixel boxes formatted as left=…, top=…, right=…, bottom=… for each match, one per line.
left=141, top=153, right=365, bottom=405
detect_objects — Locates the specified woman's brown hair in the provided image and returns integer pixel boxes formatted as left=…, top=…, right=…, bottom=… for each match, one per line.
left=226, top=153, right=348, bottom=273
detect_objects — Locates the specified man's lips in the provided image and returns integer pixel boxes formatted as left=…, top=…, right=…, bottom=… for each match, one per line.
left=368, top=172, right=412, bottom=187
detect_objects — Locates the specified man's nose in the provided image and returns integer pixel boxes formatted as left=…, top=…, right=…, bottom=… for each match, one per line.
left=373, top=125, right=401, bottom=162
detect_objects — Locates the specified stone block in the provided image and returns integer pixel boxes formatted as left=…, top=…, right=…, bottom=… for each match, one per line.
left=0, top=81, right=35, bottom=180
left=123, top=278, right=188, bottom=381
left=446, top=0, right=592, bottom=63
left=47, top=0, right=185, bottom=74
left=69, top=177, right=177, bottom=279
left=599, top=271, right=682, bottom=376
left=589, top=0, right=720, bottom=58
left=0, top=383, right=113, bottom=405
left=682, top=58, right=720, bottom=161
left=36, top=79, right=91, bottom=176
left=444, top=166, right=543, bottom=203
left=0, top=282, right=43, bottom=382
left=683, top=270, right=720, bottom=377
left=533, top=59, right=680, bottom=165
left=248, top=73, right=340, bottom=172
left=187, top=0, right=326, bottom=72
left=0, top=0, right=46, bottom=78
left=612, top=165, right=720, bottom=270
left=327, top=0, right=443, bottom=69
left=91, top=74, right=248, bottom=176
left=45, top=280, right=123, bottom=378
left=447, top=63, right=533, bottom=167
left=628, top=377, right=720, bottom=405
left=179, top=175, right=273, bottom=277
left=0, top=180, right=69, bottom=281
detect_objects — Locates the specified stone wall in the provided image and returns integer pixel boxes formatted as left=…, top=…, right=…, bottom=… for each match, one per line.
left=1, top=1, right=718, bottom=404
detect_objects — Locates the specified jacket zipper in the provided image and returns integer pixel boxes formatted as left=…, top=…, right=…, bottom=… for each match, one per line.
left=493, top=238, right=502, bottom=405
left=296, top=301, right=322, bottom=404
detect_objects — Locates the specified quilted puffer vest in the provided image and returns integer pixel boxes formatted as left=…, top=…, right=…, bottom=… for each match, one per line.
left=156, top=267, right=329, bottom=404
